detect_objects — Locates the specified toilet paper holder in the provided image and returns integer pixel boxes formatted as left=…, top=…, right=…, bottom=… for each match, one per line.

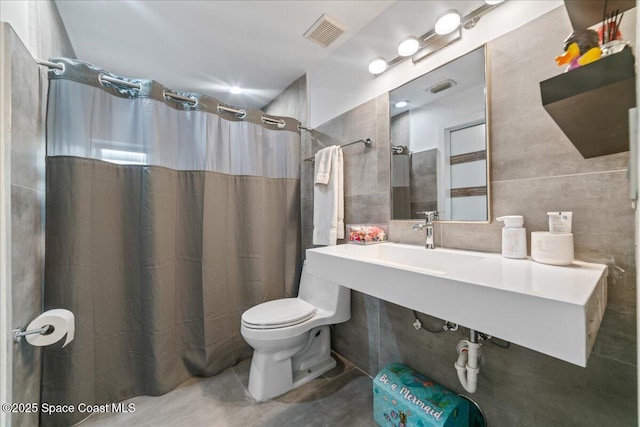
left=12, top=325, right=53, bottom=343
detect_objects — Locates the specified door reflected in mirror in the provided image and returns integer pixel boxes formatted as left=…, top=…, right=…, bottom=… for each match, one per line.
left=390, top=46, right=490, bottom=222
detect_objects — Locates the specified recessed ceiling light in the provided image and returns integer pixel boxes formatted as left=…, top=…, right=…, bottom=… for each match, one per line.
left=434, top=9, right=461, bottom=35
left=394, top=100, right=409, bottom=108
left=230, top=86, right=243, bottom=94
left=485, top=0, right=504, bottom=4
left=368, top=57, right=388, bottom=75
left=397, top=37, right=420, bottom=57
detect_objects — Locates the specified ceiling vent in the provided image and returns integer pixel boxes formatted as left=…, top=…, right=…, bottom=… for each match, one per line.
left=429, top=79, right=457, bottom=94
left=304, top=14, right=346, bottom=48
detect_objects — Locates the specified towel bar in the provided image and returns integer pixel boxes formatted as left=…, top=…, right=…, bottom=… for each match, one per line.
left=304, top=138, right=373, bottom=162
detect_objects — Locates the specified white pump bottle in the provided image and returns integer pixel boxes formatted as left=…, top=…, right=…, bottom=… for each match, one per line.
left=496, top=215, right=527, bottom=259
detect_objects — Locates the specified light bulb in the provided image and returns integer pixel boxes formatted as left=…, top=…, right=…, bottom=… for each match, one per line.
left=394, top=101, right=408, bottom=108
left=368, top=57, right=387, bottom=75
left=230, top=86, right=243, bottom=94
left=434, top=9, right=461, bottom=35
left=397, top=37, right=420, bottom=57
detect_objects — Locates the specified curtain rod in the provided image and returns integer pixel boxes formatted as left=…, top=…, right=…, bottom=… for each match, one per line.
left=262, top=116, right=286, bottom=129
left=304, top=138, right=373, bottom=162
left=35, top=59, right=63, bottom=71
left=35, top=58, right=295, bottom=130
left=102, top=74, right=141, bottom=90
left=217, top=105, right=247, bottom=118
left=163, top=89, right=197, bottom=105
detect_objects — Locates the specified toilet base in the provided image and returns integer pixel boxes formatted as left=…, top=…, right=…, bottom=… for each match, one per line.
left=247, top=325, right=335, bottom=402
left=292, top=356, right=336, bottom=389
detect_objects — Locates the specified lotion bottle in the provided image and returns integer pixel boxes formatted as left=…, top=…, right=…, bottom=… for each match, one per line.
left=496, top=215, right=527, bottom=259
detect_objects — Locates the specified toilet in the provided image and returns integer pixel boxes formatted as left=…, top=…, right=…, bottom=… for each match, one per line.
left=240, top=262, right=351, bottom=401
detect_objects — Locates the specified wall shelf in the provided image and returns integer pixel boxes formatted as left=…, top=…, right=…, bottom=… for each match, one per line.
left=539, top=46, right=636, bottom=158
left=563, top=0, right=636, bottom=31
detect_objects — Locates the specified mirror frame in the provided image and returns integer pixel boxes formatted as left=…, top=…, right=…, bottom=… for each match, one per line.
left=388, top=44, right=492, bottom=224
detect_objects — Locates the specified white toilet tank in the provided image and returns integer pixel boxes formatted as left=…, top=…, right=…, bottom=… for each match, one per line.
left=298, top=263, right=350, bottom=323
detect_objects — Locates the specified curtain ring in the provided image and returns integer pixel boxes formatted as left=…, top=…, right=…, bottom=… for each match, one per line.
left=162, top=89, right=171, bottom=102
left=52, top=62, right=65, bottom=76
left=98, top=73, right=142, bottom=91
left=217, top=105, right=246, bottom=119
left=97, top=73, right=108, bottom=87
left=162, top=90, right=198, bottom=108
left=261, top=116, right=286, bottom=129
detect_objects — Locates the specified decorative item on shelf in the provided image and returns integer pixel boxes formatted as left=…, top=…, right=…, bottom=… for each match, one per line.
left=555, top=29, right=601, bottom=72
left=598, top=7, right=627, bottom=57
left=347, top=224, right=388, bottom=245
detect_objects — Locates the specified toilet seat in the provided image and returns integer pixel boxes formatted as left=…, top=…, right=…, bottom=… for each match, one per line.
left=241, top=298, right=316, bottom=329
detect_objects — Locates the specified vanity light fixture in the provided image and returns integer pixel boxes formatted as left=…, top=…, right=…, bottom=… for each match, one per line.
left=367, top=1, right=506, bottom=75
left=368, top=57, right=388, bottom=75
left=394, top=100, right=409, bottom=108
left=434, top=9, right=461, bottom=35
left=230, top=86, right=243, bottom=94
left=397, top=37, right=420, bottom=57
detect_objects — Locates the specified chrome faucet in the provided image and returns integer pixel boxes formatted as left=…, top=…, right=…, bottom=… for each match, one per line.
left=412, top=211, right=438, bottom=249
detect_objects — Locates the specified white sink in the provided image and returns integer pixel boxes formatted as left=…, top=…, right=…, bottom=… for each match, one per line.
left=359, top=243, right=485, bottom=273
left=306, top=242, right=607, bottom=367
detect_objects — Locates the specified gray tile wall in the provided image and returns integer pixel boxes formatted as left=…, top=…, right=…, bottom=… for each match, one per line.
left=302, top=6, right=637, bottom=427
left=409, top=148, right=438, bottom=214
left=2, top=9, right=74, bottom=426
left=300, top=94, right=391, bottom=377
left=262, top=74, right=309, bottom=269
left=303, top=95, right=391, bottom=250
left=262, top=74, right=307, bottom=127
left=3, top=23, right=45, bottom=427
left=390, top=111, right=410, bottom=148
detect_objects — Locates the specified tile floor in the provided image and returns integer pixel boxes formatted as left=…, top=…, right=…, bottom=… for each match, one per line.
left=80, top=353, right=376, bottom=427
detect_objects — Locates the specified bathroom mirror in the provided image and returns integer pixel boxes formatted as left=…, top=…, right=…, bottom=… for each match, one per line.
left=389, top=46, right=490, bottom=222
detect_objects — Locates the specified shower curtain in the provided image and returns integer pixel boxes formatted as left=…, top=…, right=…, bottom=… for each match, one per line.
left=42, top=58, right=301, bottom=426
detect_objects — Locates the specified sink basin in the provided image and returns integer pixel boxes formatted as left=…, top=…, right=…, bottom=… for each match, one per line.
left=306, top=242, right=607, bottom=367
left=365, top=243, right=484, bottom=273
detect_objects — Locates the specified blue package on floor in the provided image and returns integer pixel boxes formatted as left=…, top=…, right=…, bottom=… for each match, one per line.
left=373, top=363, right=469, bottom=427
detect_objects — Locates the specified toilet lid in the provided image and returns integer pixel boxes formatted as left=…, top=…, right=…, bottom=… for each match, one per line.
left=242, top=299, right=316, bottom=329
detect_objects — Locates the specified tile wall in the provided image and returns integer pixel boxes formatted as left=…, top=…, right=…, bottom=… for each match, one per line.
left=301, top=6, right=637, bottom=427
left=262, top=74, right=309, bottom=274
left=409, top=149, right=438, bottom=214
left=303, top=96, right=392, bottom=251
left=1, top=7, right=74, bottom=426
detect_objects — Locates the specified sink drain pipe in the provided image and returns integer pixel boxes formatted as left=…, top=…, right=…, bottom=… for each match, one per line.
left=455, top=329, right=481, bottom=393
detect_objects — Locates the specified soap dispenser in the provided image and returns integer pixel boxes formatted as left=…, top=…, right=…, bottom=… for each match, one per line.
left=530, top=212, right=574, bottom=265
left=496, top=215, right=527, bottom=259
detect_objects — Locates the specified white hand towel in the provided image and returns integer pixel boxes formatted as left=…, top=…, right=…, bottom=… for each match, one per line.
left=313, top=146, right=344, bottom=246
left=314, top=146, right=333, bottom=185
